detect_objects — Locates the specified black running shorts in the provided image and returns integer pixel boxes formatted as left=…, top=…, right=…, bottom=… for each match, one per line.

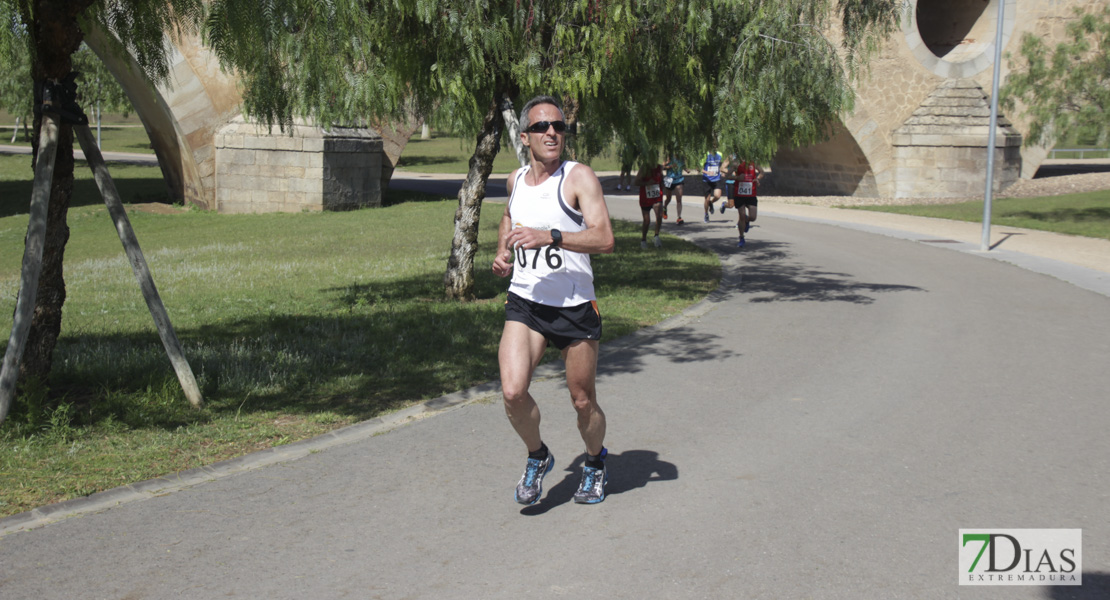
left=736, top=195, right=758, bottom=207
left=505, top=292, right=603, bottom=350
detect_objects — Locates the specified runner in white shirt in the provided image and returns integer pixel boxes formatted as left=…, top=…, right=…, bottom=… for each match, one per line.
left=492, top=95, right=615, bottom=505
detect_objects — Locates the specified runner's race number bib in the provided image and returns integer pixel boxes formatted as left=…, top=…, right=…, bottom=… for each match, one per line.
left=663, top=176, right=674, bottom=188
left=646, top=184, right=661, bottom=199
left=512, top=225, right=566, bottom=276
left=736, top=182, right=753, bottom=196
left=706, top=165, right=719, bottom=176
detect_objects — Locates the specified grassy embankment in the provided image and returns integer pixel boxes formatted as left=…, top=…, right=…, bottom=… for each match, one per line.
left=850, top=191, right=1110, bottom=241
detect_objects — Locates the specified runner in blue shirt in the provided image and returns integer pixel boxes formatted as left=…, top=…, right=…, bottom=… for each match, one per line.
left=701, top=147, right=726, bottom=223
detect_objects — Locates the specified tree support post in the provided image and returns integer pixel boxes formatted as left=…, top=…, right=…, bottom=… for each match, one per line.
left=73, top=124, right=203, bottom=408
left=0, top=113, right=59, bottom=424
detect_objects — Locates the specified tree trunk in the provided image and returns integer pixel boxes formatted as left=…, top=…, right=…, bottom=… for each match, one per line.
left=500, top=95, right=527, bottom=168
left=21, top=0, right=92, bottom=384
left=443, top=97, right=504, bottom=300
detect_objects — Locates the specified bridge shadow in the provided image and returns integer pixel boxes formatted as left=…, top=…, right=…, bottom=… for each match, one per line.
left=519, top=449, right=678, bottom=516
left=0, top=169, right=170, bottom=218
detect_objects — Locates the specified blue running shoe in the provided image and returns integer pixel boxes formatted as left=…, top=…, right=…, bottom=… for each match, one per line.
left=515, top=452, right=554, bottom=505
left=703, top=213, right=710, bottom=223
left=573, top=449, right=609, bottom=504
left=737, top=236, right=746, bottom=248
left=744, top=221, right=750, bottom=233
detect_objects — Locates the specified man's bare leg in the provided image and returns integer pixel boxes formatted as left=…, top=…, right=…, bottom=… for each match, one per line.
left=562, top=339, right=605, bottom=455
left=499, top=320, right=549, bottom=452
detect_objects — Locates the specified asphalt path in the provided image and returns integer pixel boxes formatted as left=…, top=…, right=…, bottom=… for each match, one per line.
left=388, top=170, right=509, bottom=199
left=2, top=185, right=1108, bottom=598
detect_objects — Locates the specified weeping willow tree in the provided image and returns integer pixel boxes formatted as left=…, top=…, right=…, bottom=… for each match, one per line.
left=0, top=0, right=902, bottom=400
left=206, top=0, right=902, bottom=300
left=0, top=0, right=205, bottom=394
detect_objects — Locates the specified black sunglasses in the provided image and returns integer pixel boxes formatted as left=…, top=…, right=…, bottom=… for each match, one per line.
left=524, top=120, right=567, bottom=134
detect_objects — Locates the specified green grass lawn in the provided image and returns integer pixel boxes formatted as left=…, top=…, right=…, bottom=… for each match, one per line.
left=849, top=190, right=1110, bottom=241
left=0, top=185, right=719, bottom=516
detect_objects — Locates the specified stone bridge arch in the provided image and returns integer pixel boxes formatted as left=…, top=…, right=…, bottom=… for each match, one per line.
left=772, top=0, right=1095, bottom=198
left=85, top=27, right=241, bottom=210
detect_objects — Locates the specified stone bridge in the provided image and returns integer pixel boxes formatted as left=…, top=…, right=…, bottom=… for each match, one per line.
left=87, top=0, right=1095, bottom=211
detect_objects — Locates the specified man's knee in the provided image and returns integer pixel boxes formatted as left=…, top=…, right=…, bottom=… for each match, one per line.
left=502, top=381, right=531, bottom=406
left=570, top=390, right=598, bottom=414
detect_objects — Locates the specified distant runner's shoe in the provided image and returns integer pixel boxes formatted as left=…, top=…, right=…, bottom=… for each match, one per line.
left=676, top=218, right=685, bottom=225
left=745, top=221, right=751, bottom=233
left=709, top=203, right=715, bottom=214
left=641, top=240, right=648, bottom=249
left=662, top=208, right=668, bottom=220
left=737, top=236, right=746, bottom=248
left=515, top=452, right=554, bottom=505
left=703, top=213, right=710, bottom=223
left=653, top=235, right=661, bottom=248
left=574, top=450, right=609, bottom=504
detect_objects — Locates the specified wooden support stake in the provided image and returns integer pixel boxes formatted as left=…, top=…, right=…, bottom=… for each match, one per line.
left=0, top=115, right=59, bottom=424
left=74, top=124, right=204, bottom=409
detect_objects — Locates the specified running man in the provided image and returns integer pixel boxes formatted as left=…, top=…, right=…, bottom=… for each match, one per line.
left=661, top=153, right=686, bottom=225
left=491, top=95, right=616, bottom=505
left=720, top=153, right=737, bottom=215
left=617, top=143, right=635, bottom=191
left=724, top=159, right=763, bottom=247
left=635, top=161, right=664, bottom=248
left=701, top=146, right=725, bottom=222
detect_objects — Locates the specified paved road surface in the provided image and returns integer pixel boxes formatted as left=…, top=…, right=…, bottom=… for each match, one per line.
left=1, top=190, right=1108, bottom=599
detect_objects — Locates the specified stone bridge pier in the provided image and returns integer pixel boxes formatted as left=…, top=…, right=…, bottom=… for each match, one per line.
left=771, top=0, right=1096, bottom=198
left=85, top=28, right=383, bottom=213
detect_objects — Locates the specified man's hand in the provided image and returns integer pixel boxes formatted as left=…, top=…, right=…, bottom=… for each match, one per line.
left=492, top=247, right=514, bottom=277
left=504, top=226, right=552, bottom=252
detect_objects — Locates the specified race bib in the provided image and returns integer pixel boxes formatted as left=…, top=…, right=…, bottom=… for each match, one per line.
left=707, top=165, right=719, bottom=176
left=737, top=182, right=753, bottom=196
left=512, top=224, right=567, bottom=276
left=646, top=184, right=661, bottom=199
left=663, top=176, right=674, bottom=188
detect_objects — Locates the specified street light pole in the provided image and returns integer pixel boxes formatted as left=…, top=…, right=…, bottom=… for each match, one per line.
left=981, top=0, right=1007, bottom=252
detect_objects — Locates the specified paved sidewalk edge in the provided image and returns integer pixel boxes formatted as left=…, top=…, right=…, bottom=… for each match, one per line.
left=762, top=209, right=1110, bottom=298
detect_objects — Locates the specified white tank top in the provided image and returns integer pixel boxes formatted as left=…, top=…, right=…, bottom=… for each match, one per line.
left=507, top=161, right=595, bottom=306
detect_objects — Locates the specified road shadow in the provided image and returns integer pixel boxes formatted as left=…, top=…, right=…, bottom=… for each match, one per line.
left=519, top=449, right=678, bottom=516
left=728, top=239, right=925, bottom=304
left=1045, top=571, right=1109, bottom=599
left=990, top=231, right=1024, bottom=251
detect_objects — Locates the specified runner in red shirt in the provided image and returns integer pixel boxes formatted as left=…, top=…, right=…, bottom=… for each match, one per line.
left=724, top=160, right=763, bottom=248
left=636, top=162, right=664, bottom=249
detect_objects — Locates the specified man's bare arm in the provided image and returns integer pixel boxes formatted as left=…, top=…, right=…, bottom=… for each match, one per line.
left=560, top=165, right=614, bottom=255
left=492, top=170, right=519, bottom=276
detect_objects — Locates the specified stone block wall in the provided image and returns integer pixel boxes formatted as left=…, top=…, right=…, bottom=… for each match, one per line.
left=891, top=145, right=1021, bottom=198
left=215, top=118, right=383, bottom=213
left=891, top=79, right=1022, bottom=198
left=768, top=123, right=880, bottom=197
